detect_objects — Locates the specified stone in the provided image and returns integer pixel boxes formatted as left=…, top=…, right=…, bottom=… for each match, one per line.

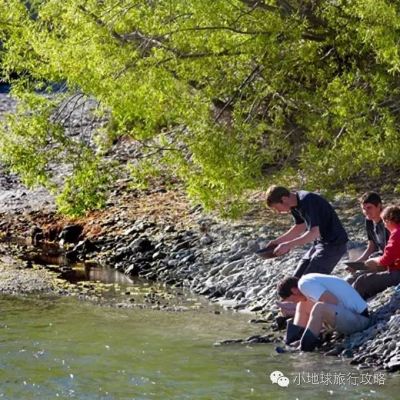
left=59, top=224, right=83, bottom=243
left=200, top=234, right=213, bottom=245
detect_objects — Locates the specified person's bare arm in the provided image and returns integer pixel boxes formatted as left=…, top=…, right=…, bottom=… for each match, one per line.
left=355, top=241, right=377, bottom=262
left=274, top=226, right=320, bottom=256
left=269, top=223, right=306, bottom=246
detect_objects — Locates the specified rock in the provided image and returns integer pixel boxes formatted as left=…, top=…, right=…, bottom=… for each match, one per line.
left=275, top=346, right=286, bottom=354
left=30, top=226, right=43, bottom=245
left=200, top=234, right=213, bottom=245
left=59, top=224, right=83, bottom=243
left=214, top=339, right=243, bottom=346
left=73, top=239, right=98, bottom=254
left=122, top=226, right=137, bottom=236
left=152, top=251, right=166, bottom=260
left=244, top=335, right=272, bottom=344
left=248, top=318, right=269, bottom=324
left=385, top=355, right=400, bottom=372
left=341, top=349, right=353, bottom=358
left=129, top=237, right=154, bottom=253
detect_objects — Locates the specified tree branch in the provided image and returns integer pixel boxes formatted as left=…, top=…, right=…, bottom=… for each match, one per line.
left=214, top=50, right=268, bottom=122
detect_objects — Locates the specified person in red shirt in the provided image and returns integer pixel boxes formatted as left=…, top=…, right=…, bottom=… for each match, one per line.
left=353, top=205, right=400, bottom=299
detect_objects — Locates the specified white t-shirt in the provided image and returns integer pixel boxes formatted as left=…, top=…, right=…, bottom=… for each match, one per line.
left=298, top=273, right=367, bottom=313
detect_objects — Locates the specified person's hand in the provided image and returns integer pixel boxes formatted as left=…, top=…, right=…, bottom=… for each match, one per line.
left=265, top=239, right=277, bottom=249
left=274, top=242, right=291, bottom=256
left=365, top=258, right=379, bottom=268
left=365, top=258, right=383, bottom=272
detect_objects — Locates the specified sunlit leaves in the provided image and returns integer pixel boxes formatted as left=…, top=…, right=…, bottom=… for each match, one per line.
left=1, top=0, right=400, bottom=216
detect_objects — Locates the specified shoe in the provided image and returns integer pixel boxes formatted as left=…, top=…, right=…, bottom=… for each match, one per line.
left=285, top=320, right=305, bottom=345
left=300, top=329, right=321, bottom=352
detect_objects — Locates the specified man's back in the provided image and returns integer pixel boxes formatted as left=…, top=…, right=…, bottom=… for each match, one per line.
left=298, top=273, right=367, bottom=313
left=291, top=191, right=348, bottom=244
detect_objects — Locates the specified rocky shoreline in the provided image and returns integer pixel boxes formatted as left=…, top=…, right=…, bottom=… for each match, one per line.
left=1, top=90, right=400, bottom=374
left=1, top=187, right=400, bottom=374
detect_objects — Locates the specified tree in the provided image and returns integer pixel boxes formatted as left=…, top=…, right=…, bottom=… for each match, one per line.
left=1, top=0, right=400, bottom=216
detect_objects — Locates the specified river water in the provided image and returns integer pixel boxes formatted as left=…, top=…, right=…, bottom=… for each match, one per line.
left=0, top=287, right=399, bottom=400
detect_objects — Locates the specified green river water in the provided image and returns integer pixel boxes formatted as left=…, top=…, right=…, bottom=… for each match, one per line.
left=0, top=286, right=399, bottom=400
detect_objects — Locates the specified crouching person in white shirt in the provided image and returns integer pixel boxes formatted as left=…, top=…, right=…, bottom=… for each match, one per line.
left=277, top=273, right=370, bottom=351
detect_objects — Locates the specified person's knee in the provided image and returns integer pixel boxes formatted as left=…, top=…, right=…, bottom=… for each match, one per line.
left=310, top=302, right=326, bottom=317
left=310, top=302, right=336, bottom=326
left=353, top=275, right=366, bottom=294
left=352, top=276, right=369, bottom=299
left=296, top=300, right=311, bottom=315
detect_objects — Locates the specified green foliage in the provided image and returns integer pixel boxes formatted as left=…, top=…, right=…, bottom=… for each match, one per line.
left=1, top=0, right=400, bottom=216
left=56, top=154, right=115, bottom=216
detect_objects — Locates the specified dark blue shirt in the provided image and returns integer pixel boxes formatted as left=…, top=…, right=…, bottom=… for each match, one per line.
left=366, top=219, right=389, bottom=253
left=291, top=191, right=348, bottom=245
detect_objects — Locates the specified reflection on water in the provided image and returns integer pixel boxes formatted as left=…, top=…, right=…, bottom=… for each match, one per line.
left=60, top=264, right=133, bottom=285
left=1, top=236, right=134, bottom=286
left=0, top=296, right=399, bottom=400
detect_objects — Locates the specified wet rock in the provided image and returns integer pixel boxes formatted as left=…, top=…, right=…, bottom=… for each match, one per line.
left=214, top=338, right=243, bottom=346
left=341, top=349, right=353, bottom=358
left=275, top=346, right=288, bottom=354
left=65, top=250, right=78, bottom=263
left=243, top=335, right=273, bottom=344
left=59, top=224, right=83, bottom=243
left=73, top=239, right=98, bottom=255
left=385, top=355, right=400, bottom=372
left=30, top=226, right=43, bottom=245
left=248, top=319, right=270, bottom=324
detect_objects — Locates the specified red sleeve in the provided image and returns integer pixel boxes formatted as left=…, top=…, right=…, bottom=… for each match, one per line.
left=379, top=230, right=400, bottom=267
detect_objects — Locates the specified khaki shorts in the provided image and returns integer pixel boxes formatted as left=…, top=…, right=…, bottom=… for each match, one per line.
left=333, top=304, right=369, bottom=335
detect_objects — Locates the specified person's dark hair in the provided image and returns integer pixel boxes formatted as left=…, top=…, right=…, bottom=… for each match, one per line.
left=381, top=205, right=400, bottom=224
left=277, top=276, right=299, bottom=299
left=266, top=185, right=290, bottom=207
left=359, top=192, right=382, bottom=207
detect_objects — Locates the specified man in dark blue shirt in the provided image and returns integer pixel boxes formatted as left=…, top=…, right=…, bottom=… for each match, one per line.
left=346, top=192, right=389, bottom=285
left=355, top=192, right=389, bottom=261
left=266, top=186, right=348, bottom=278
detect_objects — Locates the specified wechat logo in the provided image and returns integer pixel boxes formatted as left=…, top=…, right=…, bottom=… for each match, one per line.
left=270, top=370, right=290, bottom=388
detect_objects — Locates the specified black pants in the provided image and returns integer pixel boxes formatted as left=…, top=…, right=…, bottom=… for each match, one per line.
left=294, top=242, right=347, bottom=279
left=353, top=270, right=400, bottom=300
